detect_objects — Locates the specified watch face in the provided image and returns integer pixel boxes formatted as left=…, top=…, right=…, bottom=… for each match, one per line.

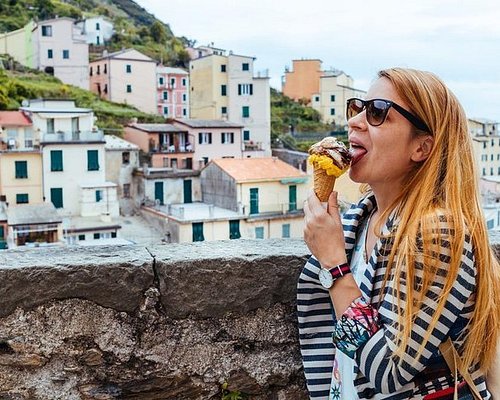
left=318, top=268, right=333, bottom=288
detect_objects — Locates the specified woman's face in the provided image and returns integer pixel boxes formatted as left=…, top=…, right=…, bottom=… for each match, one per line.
left=348, top=77, right=423, bottom=191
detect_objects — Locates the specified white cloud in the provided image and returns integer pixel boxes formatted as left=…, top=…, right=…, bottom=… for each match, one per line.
left=136, top=0, right=500, bottom=120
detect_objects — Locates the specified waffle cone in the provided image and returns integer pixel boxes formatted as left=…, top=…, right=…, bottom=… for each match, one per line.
left=313, top=167, right=336, bottom=202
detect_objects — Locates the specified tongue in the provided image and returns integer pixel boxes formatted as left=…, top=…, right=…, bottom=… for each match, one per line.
left=350, top=148, right=367, bottom=165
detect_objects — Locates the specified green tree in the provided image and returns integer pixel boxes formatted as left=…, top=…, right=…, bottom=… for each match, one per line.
left=150, top=21, right=167, bottom=44
left=35, top=0, right=55, bottom=20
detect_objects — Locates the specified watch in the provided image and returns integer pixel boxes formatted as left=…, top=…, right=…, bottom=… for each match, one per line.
left=318, top=263, right=351, bottom=289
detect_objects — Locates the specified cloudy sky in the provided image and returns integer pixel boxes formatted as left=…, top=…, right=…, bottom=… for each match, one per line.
left=136, top=0, right=500, bottom=121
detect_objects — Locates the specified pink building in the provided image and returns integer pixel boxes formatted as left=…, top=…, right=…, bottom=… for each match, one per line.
left=156, top=66, right=189, bottom=118
left=124, top=119, right=243, bottom=170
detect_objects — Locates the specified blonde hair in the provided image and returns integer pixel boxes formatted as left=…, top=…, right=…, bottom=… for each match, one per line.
left=375, top=67, right=500, bottom=372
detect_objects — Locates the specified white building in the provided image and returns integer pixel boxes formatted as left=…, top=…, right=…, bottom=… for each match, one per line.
left=77, top=17, right=114, bottom=46
left=20, top=99, right=119, bottom=218
left=470, top=118, right=500, bottom=178
left=34, top=18, right=89, bottom=90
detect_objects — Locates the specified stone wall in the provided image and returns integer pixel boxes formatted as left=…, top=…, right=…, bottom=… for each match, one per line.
left=0, top=239, right=310, bottom=399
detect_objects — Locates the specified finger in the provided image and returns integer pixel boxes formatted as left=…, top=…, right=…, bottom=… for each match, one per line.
left=327, top=191, right=340, bottom=214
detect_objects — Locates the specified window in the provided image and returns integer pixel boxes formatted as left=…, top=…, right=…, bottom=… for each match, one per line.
left=94, top=233, right=100, bottom=239
left=123, top=183, right=131, bottom=198
left=183, top=108, right=187, bottom=116
left=163, top=91, right=168, bottom=100
left=90, top=66, right=93, bottom=76
left=242, top=63, right=249, bottom=71
left=47, top=49, right=53, bottom=59
left=103, top=84, right=108, bottom=94
left=198, top=132, right=212, bottom=144
left=182, top=78, right=187, bottom=86
left=315, top=96, right=320, bottom=102
left=182, top=93, right=187, bottom=102
left=483, top=142, right=487, bottom=149
left=163, top=106, right=169, bottom=115
left=16, top=193, right=29, bottom=204
left=492, top=154, right=495, bottom=161
left=238, top=84, right=253, bottom=95
left=122, top=152, right=130, bottom=165
left=111, top=232, right=117, bottom=238
left=51, top=188, right=63, bottom=208
left=78, top=234, right=85, bottom=241
left=50, top=150, right=63, bottom=171
left=15, top=161, right=28, bottom=179
left=243, top=130, right=250, bottom=141
left=97, top=65, right=100, bottom=74
left=96, top=190, right=103, bottom=202
left=221, top=85, right=227, bottom=96
left=229, top=220, right=241, bottom=239
left=47, top=118, right=55, bottom=134
left=159, top=77, right=164, bottom=85
left=330, top=95, right=335, bottom=102
left=221, top=64, right=226, bottom=72
left=126, top=64, right=132, bottom=73
left=255, top=226, right=264, bottom=239
left=96, top=36, right=100, bottom=45
left=483, top=168, right=486, bottom=175
left=491, top=167, right=494, bottom=175
left=96, top=22, right=100, bottom=30
left=282, top=224, right=291, bottom=238
left=62, top=50, right=70, bottom=59
left=242, top=106, right=250, bottom=118
left=250, top=188, right=259, bottom=214
left=104, top=64, right=107, bottom=74
left=41, top=25, right=52, bottom=37
left=221, top=132, right=234, bottom=144
left=493, top=139, right=495, bottom=146
left=221, top=106, right=227, bottom=115
left=330, top=108, right=335, bottom=116
left=192, top=222, right=205, bottom=242
left=126, top=84, right=132, bottom=93
left=87, top=150, right=99, bottom=171
left=170, top=78, right=176, bottom=88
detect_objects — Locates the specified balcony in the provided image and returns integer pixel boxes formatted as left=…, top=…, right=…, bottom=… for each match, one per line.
left=243, top=141, right=263, bottom=151
left=152, top=144, right=194, bottom=153
left=41, top=130, right=104, bottom=143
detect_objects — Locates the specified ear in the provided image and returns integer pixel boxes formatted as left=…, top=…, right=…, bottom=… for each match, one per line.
left=411, top=135, right=434, bottom=163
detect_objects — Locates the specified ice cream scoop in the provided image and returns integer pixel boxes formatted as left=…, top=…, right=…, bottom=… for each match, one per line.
left=308, top=137, right=351, bottom=201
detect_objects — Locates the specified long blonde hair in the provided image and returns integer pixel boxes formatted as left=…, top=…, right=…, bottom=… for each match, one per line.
left=376, top=67, right=500, bottom=372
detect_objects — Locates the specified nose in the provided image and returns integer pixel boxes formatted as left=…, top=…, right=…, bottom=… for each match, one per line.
left=347, top=108, right=368, bottom=132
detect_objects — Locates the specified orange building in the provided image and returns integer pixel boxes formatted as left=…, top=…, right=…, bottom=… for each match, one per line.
left=282, top=59, right=324, bottom=102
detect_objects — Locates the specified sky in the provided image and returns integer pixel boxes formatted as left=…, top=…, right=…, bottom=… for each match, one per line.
left=135, top=0, right=500, bottom=121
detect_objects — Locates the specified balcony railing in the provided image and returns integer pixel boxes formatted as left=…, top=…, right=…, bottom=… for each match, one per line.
left=151, top=144, right=194, bottom=153
left=244, top=141, right=263, bottom=151
left=41, top=130, right=104, bottom=143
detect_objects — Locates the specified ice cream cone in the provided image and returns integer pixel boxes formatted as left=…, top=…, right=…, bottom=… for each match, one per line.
left=313, top=166, right=336, bottom=202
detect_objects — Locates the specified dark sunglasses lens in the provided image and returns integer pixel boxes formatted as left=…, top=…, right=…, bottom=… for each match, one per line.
left=367, top=100, right=390, bottom=126
left=347, top=99, right=364, bottom=120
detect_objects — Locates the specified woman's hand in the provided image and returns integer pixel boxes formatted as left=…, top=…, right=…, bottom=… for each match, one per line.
left=303, top=190, right=347, bottom=268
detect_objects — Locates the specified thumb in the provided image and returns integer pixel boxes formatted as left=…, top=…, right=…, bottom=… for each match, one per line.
left=327, top=191, right=340, bottom=215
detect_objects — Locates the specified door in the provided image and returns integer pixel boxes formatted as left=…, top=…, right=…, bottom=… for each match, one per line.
left=154, top=182, right=164, bottom=205
left=289, top=185, right=297, bottom=211
left=183, top=179, right=192, bottom=203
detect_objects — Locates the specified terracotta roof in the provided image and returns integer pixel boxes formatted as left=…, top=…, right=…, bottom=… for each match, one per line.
left=0, top=111, right=32, bottom=127
left=212, top=157, right=306, bottom=182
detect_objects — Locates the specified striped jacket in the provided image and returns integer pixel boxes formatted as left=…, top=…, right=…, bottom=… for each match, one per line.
left=297, top=194, right=489, bottom=399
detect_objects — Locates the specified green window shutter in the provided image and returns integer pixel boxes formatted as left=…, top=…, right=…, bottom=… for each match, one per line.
left=94, top=233, right=100, bottom=239
left=183, top=179, right=192, bottom=203
left=289, top=185, right=297, bottom=211
left=87, top=150, right=99, bottom=171
left=0, top=226, right=4, bottom=239
left=16, top=193, right=29, bottom=204
left=255, top=227, right=264, bottom=239
left=50, top=188, right=63, bottom=208
left=78, top=234, right=85, bottom=241
left=243, top=130, right=250, bottom=141
left=15, top=161, right=28, bottom=179
left=249, top=188, right=259, bottom=214
left=96, top=190, right=102, bottom=202
left=154, top=182, right=164, bottom=205
left=282, top=224, right=290, bottom=238
left=192, top=222, right=205, bottom=242
left=229, top=220, right=241, bottom=239
left=50, top=150, right=63, bottom=171
left=242, top=106, right=250, bottom=118
left=221, top=85, right=227, bottom=96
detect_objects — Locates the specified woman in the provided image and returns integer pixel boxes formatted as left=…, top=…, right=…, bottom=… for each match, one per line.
left=299, top=67, right=500, bottom=399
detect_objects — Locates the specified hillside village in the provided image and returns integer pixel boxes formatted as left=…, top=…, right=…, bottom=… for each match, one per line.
left=0, top=13, right=499, bottom=250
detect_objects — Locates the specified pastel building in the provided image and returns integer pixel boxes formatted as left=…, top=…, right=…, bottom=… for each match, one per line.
left=157, top=66, right=189, bottom=118
left=104, top=135, right=140, bottom=215
left=77, top=17, right=114, bottom=46
left=189, top=52, right=270, bottom=157
left=89, top=49, right=157, bottom=114
left=282, top=59, right=366, bottom=128
left=20, top=99, right=119, bottom=218
left=186, top=44, right=226, bottom=60
left=470, top=118, right=500, bottom=178
left=0, top=18, right=89, bottom=89
left=0, top=111, right=43, bottom=206
left=124, top=119, right=243, bottom=170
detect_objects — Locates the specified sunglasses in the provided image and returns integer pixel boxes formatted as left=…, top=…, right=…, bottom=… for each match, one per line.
left=346, top=98, right=431, bottom=133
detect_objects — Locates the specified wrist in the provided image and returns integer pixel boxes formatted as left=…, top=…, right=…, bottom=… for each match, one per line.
left=318, top=262, right=351, bottom=289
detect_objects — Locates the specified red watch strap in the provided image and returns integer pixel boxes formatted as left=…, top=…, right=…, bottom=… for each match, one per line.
left=330, top=263, right=351, bottom=280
